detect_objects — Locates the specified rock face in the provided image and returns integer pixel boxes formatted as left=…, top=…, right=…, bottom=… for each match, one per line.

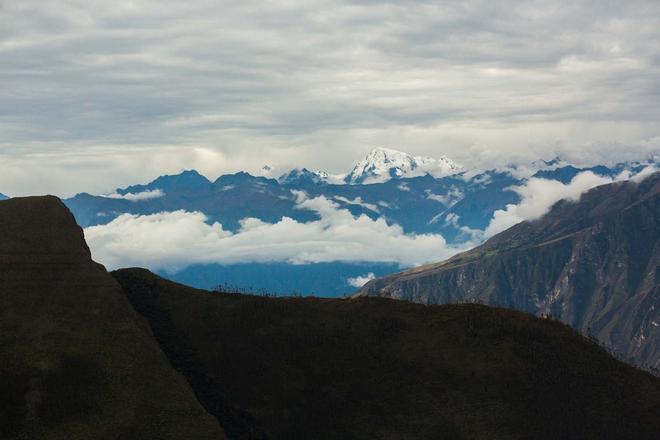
left=358, top=173, right=660, bottom=369
left=0, top=196, right=224, bottom=439
left=113, top=268, right=660, bottom=439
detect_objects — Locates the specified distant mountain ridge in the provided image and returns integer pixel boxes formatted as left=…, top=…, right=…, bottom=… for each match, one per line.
left=62, top=148, right=658, bottom=296
left=357, top=172, right=660, bottom=369
left=117, top=169, right=211, bottom=195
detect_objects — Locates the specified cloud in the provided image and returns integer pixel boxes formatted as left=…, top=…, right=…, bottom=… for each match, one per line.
left=333, top=196, right=380, bottom=213
left=1, top=1, right=659, bottom=196
left=442, top=212, right=484, bottom=241
left=100, top=189, right=165, bottom=201
left=483, top=167, right=658, bottom=237
left=347, top=273, right=376, bottom=288
left=484, top=171, right=612, bottom=236
left=616, top=163, right=660, bottom=183
left=84, top=192, right=471, bottom=272
left=425, top=187, right=464, bottom=206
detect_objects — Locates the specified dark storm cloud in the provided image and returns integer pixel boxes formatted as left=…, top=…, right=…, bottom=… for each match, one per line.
left=0, top=0, right=659, bottom=195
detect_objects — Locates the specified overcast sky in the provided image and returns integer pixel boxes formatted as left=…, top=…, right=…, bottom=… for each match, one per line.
left=1, top=0, right=660, bottom=196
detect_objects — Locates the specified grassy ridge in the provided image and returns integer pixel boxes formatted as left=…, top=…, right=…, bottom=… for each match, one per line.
left=114, top=268, right=660, bottom=440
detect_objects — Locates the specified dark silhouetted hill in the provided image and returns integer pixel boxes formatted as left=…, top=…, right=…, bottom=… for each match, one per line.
left=0, top=196, right=224, bottom=439
left=113, top=268, right=660, bottom=439
left=3, top=195, right=660, bottom=439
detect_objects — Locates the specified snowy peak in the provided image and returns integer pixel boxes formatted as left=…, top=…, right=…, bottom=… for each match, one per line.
left=278, top=168, right=330, bottom=186
left=345, top=147, right=462, bottom=184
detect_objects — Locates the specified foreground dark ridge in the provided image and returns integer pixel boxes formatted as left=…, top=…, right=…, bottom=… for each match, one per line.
left=114, top=268, right=660, bottom=440
left=358, top=172, right=660, bottom=370
left=0, top=196, right=225, bottom=439
left=3, top=195, right=660, bottom=439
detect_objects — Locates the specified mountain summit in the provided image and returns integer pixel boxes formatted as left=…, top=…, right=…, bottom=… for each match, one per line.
left=345, top=147, right=462, bottom=184
left=278, top=168, right=330, bottom=186
left=117, top=169, right=211, bottom=195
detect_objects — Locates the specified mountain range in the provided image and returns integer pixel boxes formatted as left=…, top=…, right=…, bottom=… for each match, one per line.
left=3, top=148, right=657, bottom=296
left=1, top=195, right=659, bottom=438
left=51, top=148, right=657, bottom=296
left=358, top=172, right=660, bottom=370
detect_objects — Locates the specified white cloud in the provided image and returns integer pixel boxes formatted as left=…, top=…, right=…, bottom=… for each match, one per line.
left=425, top=187, right=464, bottom=206
left=615, top=164, right=659, bottom=183
left=84, top=192, right=470, bottom=272
left=100, top=189, right=165, bottom=201
left=484, top=171, right=611, bottom=237
left=483, top=167, right=658, bottom=237
left=347, top=273, right=376, bottom=288
left=631, top=165, right=659, bottom=182
left=333, top=196, right=380, bottom=213
left=444, top=213, right=461, bottom=227
left=442, top=213, right=484, bottom=241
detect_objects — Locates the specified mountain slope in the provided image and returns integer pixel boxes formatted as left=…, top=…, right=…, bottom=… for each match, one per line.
left=358, top=173, right=660, bottom=369
left=0, top=196, right=224, bottom=439
left=113, top=268, right=660, bottom=439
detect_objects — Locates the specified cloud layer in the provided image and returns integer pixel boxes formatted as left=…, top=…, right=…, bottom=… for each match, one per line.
left=83, top=168, right=656, bottom=272
left=347, top=273, right=376, bottom=288
left=484, top=166, right=658, bottom=237
left=1, top=1, right=660, bottom=196
left=85, top=192, right=471, bottom=271
left=100, top=189, right=165, bottom=201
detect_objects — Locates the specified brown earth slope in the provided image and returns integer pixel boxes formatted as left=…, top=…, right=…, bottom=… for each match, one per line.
left=114, top=268, right=660, bottom=440
left=357, top=173, right=660, bottom=370
left=0, top=196, right=225, bottom=439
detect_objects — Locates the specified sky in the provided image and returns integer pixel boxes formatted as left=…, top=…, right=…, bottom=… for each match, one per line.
left=1, top=0, right=660, bottom=196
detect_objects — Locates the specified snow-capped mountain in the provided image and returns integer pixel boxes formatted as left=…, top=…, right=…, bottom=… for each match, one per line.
left=61, top=148, right=657, bottom=298
left=345, top=147, right=463, bottom=184
left=278, top=168, right=331, bottom=186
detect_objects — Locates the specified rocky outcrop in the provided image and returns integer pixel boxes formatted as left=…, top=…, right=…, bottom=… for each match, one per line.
left=0, top=196, right=224, bottom=439
left=358, top=173, right=660, bottom=369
